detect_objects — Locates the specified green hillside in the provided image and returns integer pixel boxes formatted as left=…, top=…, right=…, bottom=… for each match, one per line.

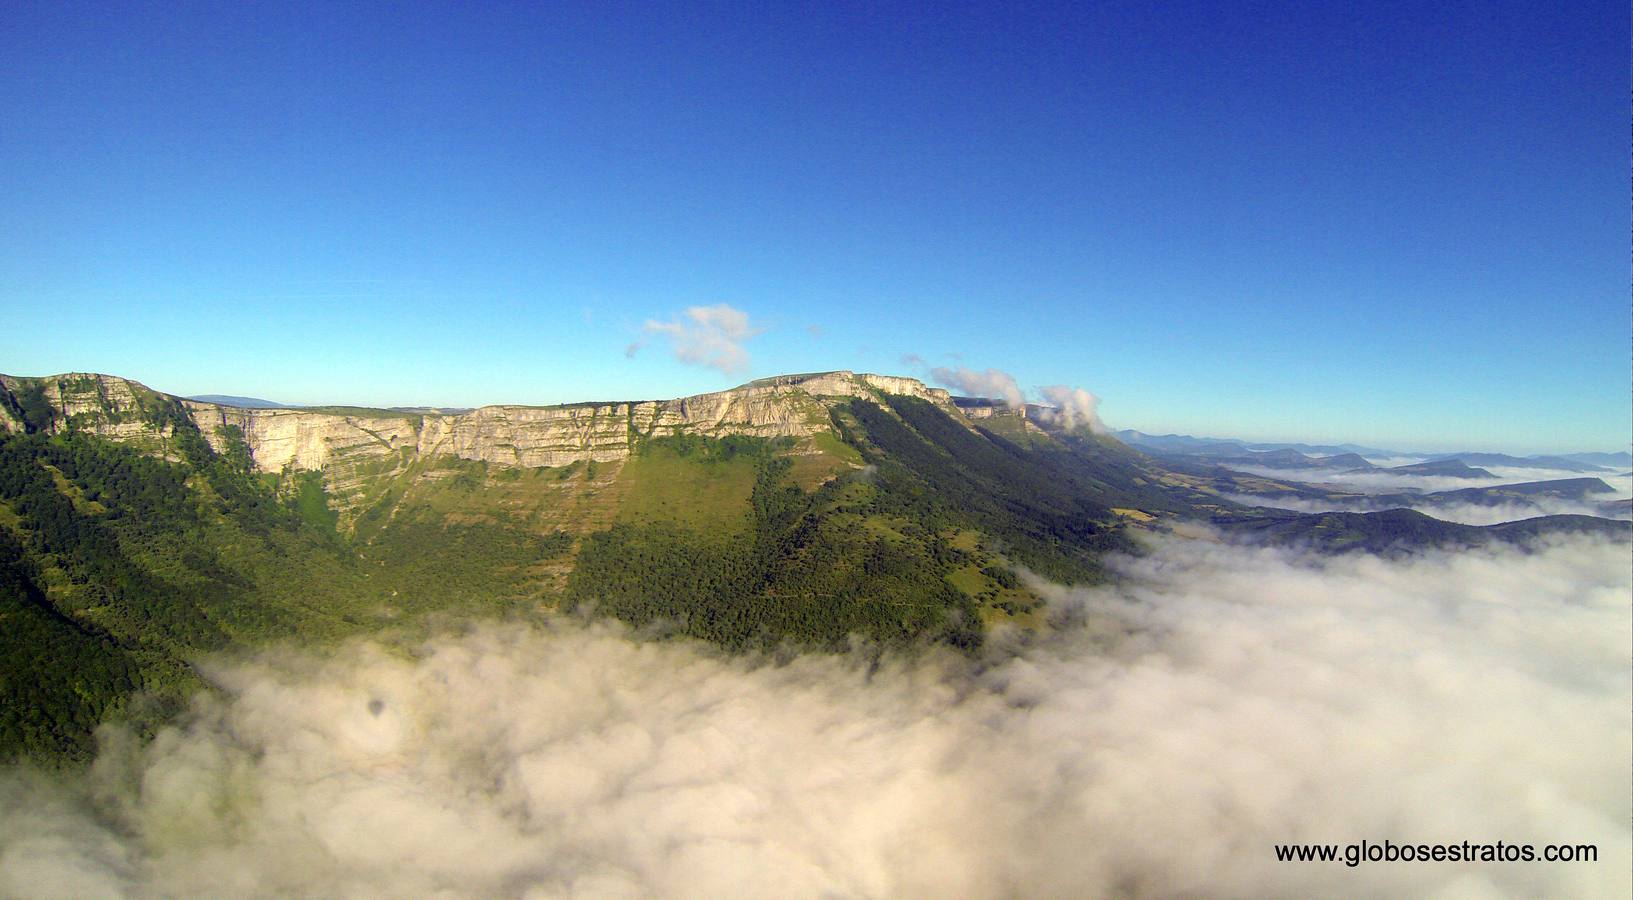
left=2, top=374, right=1625, bottom=764
left=0, top=390, right=1133, bottom=762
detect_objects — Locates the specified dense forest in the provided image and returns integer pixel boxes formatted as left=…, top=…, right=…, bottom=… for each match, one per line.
left=0, top=414, right=369, bottom=760
left=568, top=433, right=986, bottom=651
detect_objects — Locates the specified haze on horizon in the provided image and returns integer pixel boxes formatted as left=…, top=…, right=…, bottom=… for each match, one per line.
left=1, top=2, right=1627, bottom=454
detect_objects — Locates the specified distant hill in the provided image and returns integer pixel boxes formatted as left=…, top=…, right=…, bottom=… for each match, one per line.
left=187, top=394, right=288, bottom=408
left=1361, top=478, right=1619, bottom=511
left=1243, top=441, right=1392, bottom=457
left=1217, top=508, right=1629, bottom=553
left=1318, top=452, right=1375, bottom=469
left=1112, top=429, right=1394, bottom=458
left=1111, top=430, right=1249, bottom=455
left=1562, top=451, right=1632, bottom=469
left=1428, top=452, right=1609, bottom=473
left=1116, top=429, right=1628, bottom=473
left=1207, top=449, right=1376, bottom=471
left=1598, top=498, right=1633, bottom=518
left=1365, top=459, right=1494, bottom=478
left=1423, top=477, right=1616, bottom=501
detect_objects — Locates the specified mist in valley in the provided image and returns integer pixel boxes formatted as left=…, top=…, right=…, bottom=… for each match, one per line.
left=2, top=533, right=1627, bottom=899
left=1220, top=461, right=1633, bottom=526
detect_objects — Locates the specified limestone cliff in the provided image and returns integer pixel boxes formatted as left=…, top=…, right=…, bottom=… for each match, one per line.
left=0, top=369, right=961, bottom=474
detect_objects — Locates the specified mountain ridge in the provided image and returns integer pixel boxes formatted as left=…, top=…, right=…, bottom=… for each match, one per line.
left=1, top=370, right=967, bottom=471
left=1, top=368, right=1626, bottom=764
left=0, top=371, right=1008, bottom=529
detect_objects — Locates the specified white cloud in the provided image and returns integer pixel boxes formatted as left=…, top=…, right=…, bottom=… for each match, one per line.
left=2, top=535, right=1627, bottom=897
left=1036, top=384, right=1105, bottom=433
left=930, top=366, right=1024, bottom=407
left=643, top=304, right=761, bottom=375
left=924, top=367, right=1109, bottom=431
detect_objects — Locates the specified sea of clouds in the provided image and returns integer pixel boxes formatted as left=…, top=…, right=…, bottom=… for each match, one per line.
left=1219, top=492, right=1631, bottom=526
left=1, top=533, right=1628, bottom=898
left=1221, top=460, right=1633, bottom=525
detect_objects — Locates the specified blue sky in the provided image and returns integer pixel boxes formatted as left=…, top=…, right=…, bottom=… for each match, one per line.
left=2, top=1, right=1626, bottom=453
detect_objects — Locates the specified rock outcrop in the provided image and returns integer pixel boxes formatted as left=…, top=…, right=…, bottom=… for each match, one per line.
left=0, top=370, right=962, bottom=473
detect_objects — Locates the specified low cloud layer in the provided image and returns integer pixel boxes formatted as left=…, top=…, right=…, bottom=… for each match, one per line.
left=930, top=366, right=1024, bottom=408
left=1223, top=492, right=1633, bottom=526
left=1221, top=462, right=1633, bottom=526
left=2, top=536, right=1628, bottom=898
left=1225, top=463, right=1633, bottom=498
left=639, top=304, right=760, bottom=375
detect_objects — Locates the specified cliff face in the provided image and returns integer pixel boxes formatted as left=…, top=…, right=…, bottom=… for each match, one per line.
left=0, top=370, right=959, bottom=473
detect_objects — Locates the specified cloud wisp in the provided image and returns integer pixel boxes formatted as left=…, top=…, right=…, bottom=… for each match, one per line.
left=637, top=304, right=761, bottom=375
left=929, top=366, right=1026, bottom=408
left=1, top=535, right=1627, bottom=898
left=926, top=365, right=1107, bottom=433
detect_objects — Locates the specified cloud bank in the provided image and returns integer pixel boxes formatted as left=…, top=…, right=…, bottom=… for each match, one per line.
left=1223, top=492, right=1633, bottom=526
left=1035, top=384, right=1105, bottom=433
left=1, top=536, right=1628, bottom=898
left=1221, top=462, right=1633, bottom=525
left=926, top=366, right=1107, bottom=433
left=1224, top=464, right=1633, bottom=498
left=640, top=304, right=760, bottom=375
left=929, top=366, right=1025, bottom=408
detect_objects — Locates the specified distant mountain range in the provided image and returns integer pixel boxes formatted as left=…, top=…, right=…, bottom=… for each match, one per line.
left=1423, top=452, right=1614, bottom=473
left=1114, top=429, right=1627, bottom=474
left=187, top=394, right=289, bottom=408
left=1224, top=477, right=1628, bottom=523
left=1111, top=430, right=1393, bottom=458
left=189, top=394, right=475, bottom=415
left=1564, top=451, right=1633, bottom=468
left=1191, top=448, right=1376, bottom=471
left=1367, top=459, right=1495, bottom=479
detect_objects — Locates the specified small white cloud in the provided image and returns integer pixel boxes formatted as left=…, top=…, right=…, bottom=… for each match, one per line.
left=643, top=304, right=761, bottom=375
left=930, top=366, right=1024, bottom=407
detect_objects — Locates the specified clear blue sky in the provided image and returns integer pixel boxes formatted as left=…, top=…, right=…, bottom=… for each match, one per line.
left=2, top=1, right=1626, bottom=453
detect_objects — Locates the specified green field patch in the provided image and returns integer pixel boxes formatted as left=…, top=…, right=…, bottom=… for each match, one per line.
left=44, top=465, right=108, bottom=515
left=614, top=442, right=758, bottom=534
left=858, top=515, right=913, bottom=542
left=945, top=564, right=989, bottom=596
left=785, top=433, right=862, bottom=490
left=290, top=470, right=339, bottom=532
left=1111, top=507, right=1156, bottom=522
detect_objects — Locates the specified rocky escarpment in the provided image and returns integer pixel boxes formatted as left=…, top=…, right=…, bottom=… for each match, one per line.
left=0, top=370, right=960, bottom=474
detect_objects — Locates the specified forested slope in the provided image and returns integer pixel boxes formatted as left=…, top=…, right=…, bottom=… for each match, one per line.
left=3, top=374, right=1624, bottom=764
